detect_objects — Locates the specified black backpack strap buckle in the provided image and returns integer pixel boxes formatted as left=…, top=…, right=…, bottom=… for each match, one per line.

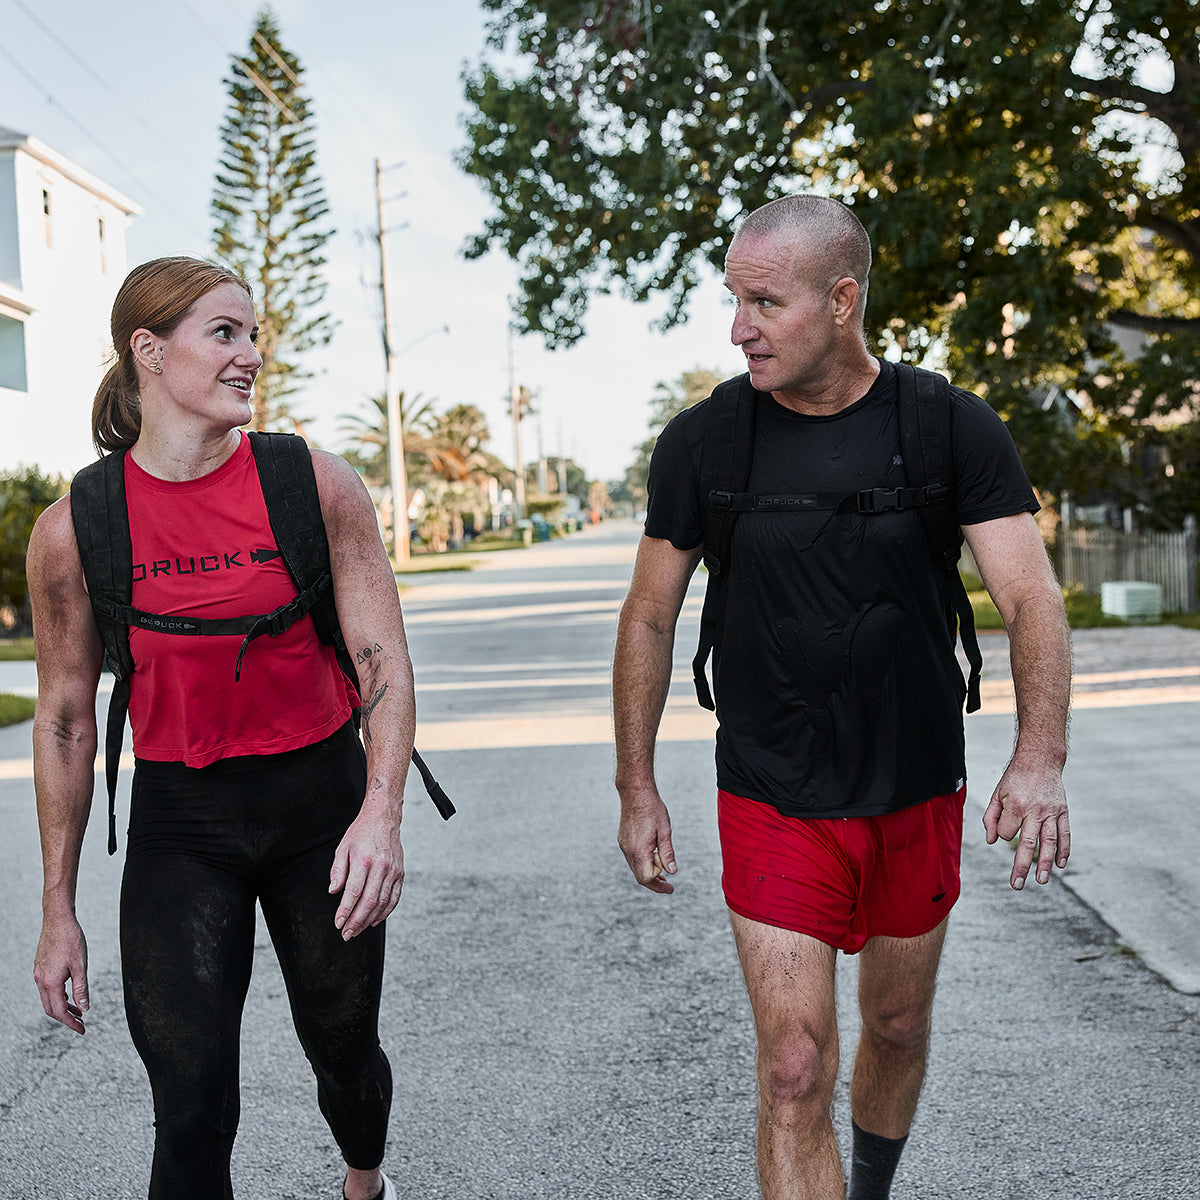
left=263, top=594, right=306, bottom=637
left=857, top=487, right=906, bottom=513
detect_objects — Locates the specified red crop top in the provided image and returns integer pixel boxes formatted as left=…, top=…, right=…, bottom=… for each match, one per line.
left=125, top=433, right=354, bottom=767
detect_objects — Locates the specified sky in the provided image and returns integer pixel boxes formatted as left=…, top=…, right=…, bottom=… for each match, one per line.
left=0, top=0, right=746, bottom=483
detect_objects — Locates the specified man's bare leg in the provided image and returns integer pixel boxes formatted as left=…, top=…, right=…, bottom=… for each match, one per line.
left=851, top=917, right=948, bottom=1139
left=730, top=910, right=845, bottom=1200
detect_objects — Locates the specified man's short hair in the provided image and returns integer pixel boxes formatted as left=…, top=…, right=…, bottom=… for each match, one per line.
left=733, top=195, right=872, bottom=318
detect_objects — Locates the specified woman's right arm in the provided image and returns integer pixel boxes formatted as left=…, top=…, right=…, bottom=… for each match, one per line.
left=27, top=496, right=104, bottom=1034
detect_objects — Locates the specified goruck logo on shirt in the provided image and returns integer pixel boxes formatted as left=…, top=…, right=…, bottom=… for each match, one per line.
left=131, top=547, right=283, bottom=581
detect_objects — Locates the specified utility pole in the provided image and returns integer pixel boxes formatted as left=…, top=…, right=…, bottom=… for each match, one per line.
left=537, top=410, right=548, bottom=495
left=557, top=416, right=568, bottom=497
left=507, top=317, right=526, bottom=520
left=376, top=157, right=409, bottom=565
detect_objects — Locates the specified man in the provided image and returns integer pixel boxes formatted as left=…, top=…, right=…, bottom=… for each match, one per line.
left=613, top=195, right=1070, bottom=1199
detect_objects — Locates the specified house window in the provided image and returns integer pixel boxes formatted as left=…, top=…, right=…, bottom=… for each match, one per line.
left=42, top=188, right=53, bottom=249
left=0, top=315, right=29, bottom=392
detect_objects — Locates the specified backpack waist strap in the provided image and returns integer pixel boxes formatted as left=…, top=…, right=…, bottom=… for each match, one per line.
left=92, top=572, right=332, bottom=683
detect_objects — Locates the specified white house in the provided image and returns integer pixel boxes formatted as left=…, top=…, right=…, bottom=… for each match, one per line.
left=0, top=126, right=140, bottom=477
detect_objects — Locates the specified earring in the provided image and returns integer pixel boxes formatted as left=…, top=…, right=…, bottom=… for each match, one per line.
left=151, top=349, right=163, bottom=375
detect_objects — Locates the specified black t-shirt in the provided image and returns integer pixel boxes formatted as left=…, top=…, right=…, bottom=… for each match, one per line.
left=645, top=360, right=1038, bottom=819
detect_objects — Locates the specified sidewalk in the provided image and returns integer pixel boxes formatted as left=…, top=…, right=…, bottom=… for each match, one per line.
left=967, top=623, right=1200, bottom=993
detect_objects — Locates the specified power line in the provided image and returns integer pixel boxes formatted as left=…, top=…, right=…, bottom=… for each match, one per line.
left=213, top=0, right=380, bottom=158
left=172, top=0, right=300, bottom=125
left=191, top=0, right=471, bottom=371
left=0, top=41, right=206, bottom=243
left=253, top=29, right=301, bottom=89
left=7, top=0, right=198, bottom=174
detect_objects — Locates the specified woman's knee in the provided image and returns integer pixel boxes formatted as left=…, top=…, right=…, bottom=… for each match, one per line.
left=148, top=1079, right=239, bottom=1168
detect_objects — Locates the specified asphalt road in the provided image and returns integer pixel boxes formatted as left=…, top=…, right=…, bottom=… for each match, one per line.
left=1, top=519, right=1197, bottom=1198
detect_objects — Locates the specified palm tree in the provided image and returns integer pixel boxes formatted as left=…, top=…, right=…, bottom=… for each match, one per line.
left=421, top=405, right=512, bottom=545
left=339, top=396, right=515, bottom=549
left=337, top=392, right=438, bottom=488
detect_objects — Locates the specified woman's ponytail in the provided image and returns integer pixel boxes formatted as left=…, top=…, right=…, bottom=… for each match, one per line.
left=91, top=357, right=141, bottom=453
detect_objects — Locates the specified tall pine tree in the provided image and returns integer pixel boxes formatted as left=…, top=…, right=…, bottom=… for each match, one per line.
left=212, top=8, right=335, bottom=430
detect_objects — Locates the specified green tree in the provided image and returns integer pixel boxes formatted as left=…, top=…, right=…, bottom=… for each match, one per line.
left=460, top=1, right=1200, bottom=514
left=0, top=467, right=65, bottom=633
left=341, top=396, right=511, bottom=548
left=423, top=404, right=511, bottom=546
left=430, top=403, right=509, bottom=485
left=623, top=368, right=723, bottom=506
left=537, top=455, right=591, bottom=504
left=213, top=7, right=335, bottom=430
left=338, top=392, right=440, bottom=488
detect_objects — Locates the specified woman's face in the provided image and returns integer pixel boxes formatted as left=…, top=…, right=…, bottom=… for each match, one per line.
left=153, top=282, right=263, bottom=429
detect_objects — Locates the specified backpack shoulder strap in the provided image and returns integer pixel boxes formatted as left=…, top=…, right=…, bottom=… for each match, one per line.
left=691, top=373, right=757, bottom=709
left=70, top=451, right=134, bottom=854
left=895, top=363, right=983, bottom=713
left=249, top=432, right=454, bottom=819
left=248, top=431, right=359, bottom=693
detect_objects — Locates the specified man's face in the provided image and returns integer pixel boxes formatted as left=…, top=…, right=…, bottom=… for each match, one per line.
left=724, top=231, right=843, bottom=402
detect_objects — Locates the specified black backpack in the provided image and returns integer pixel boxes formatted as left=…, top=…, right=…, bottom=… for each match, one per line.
left=690, top=363, right=982, bottom=715
left=70, top=431, right=453, bottom=855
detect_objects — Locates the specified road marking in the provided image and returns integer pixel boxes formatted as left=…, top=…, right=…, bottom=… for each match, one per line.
left=976, top=681, right=1200, bottom=714
left=413, top=705, right=717, bottom=751
left=0, top=751, right=136, bottom=781
left=403, top=597, right=703, bottom=625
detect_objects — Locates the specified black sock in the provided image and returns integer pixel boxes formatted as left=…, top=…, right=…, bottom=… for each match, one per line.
left=848, top=1120, right=908, bottom=1200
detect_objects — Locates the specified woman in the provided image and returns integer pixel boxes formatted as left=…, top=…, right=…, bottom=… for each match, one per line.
left=29, top=257, right=409, bottom=1200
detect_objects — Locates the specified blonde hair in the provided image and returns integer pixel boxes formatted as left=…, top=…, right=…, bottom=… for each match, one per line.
left=91, top=257, right=251, bottom=453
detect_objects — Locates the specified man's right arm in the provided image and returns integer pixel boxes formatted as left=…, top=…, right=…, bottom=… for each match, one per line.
left=27, top=497, right=104, bottom=1034
left=613, top=535, right=702, bottom=894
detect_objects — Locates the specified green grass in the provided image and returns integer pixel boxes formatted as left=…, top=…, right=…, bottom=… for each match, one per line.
left=962, top=578, right=1194, bottom=631
left=0, top=637, right=35, bottom=660
left=0, top=692, right=35, bottom=727
left=1062, top=588, right=1136, bottom=629
left=394, top=557, right=481, bottom=574
left=448, top=536, right=533, bottom=553
left=392, top=534, right=536, bottom=572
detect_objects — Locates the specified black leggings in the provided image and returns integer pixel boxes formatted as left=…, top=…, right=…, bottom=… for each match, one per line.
left=120, top=723, right=391, bottom=1199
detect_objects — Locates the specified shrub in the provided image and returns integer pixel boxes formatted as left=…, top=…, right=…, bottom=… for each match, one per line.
left=0, top=467, right=66, bottom=633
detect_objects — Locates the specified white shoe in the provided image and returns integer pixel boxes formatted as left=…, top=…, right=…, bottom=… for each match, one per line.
left=344, top=1173, right=396, bottom=1200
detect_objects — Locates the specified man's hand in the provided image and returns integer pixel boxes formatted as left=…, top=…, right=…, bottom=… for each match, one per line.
left=34, top=913, right=89, bottom=1035
left=983, top=759, right=1071, bottom=891
left=329, top=809, right=405, bottom=939
left=618, top=787, right=678, bottom=894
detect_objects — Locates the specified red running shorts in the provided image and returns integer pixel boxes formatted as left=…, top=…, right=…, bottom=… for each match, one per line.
left=718, top=785, right=967, bottom=954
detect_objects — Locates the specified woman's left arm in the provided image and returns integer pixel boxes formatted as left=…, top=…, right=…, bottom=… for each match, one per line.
left=312, top=450, right=416, bottom=940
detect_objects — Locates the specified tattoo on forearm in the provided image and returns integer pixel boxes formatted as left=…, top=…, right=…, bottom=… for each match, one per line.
left=356, top=643, right=383, bottom=665
left=361, top=680, right=389, bottom=744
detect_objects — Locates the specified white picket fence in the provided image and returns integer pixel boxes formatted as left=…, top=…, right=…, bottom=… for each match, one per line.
left=1058, top=524, right=1199, bottom=613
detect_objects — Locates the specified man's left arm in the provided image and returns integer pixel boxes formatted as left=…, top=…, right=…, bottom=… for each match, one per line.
left=964, top=512, right=1071, bottom=890
left=313, top=450, right=417, bottom=939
